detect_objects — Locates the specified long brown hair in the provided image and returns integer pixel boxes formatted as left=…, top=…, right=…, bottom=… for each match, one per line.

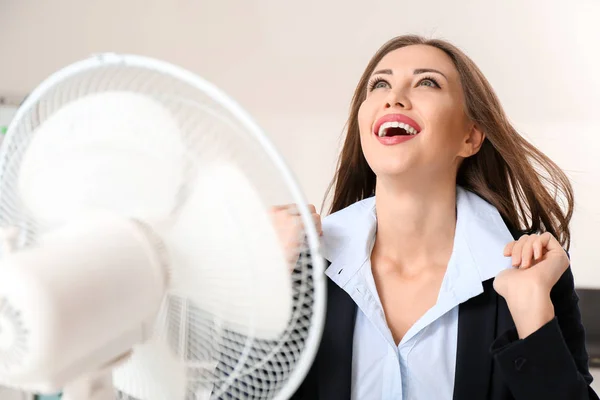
left=324, top=35, right=574, bottom=249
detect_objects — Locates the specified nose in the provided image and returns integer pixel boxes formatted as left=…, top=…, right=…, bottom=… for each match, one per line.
left=384, top=90, right=411, bottom=110
left=385, top=101, right=405, bottom=109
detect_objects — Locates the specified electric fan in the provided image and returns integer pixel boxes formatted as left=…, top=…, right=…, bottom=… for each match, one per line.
left=0, top=53, right=326, bottom=400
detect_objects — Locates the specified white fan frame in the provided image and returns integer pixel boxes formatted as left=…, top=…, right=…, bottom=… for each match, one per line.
left=0, top=53, right=327, bottom=400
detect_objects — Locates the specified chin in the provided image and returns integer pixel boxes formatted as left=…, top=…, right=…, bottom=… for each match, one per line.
left=369, top=161, right=416, bottom=178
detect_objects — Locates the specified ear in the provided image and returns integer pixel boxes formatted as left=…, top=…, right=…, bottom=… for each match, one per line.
left=458, top=123, right=485, bottom=158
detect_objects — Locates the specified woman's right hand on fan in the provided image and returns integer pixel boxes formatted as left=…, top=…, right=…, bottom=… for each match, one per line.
left=270, top=204, right=322, bottom=269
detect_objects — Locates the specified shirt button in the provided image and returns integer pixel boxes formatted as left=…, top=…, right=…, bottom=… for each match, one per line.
left=514, top=357, right=527, bottom=371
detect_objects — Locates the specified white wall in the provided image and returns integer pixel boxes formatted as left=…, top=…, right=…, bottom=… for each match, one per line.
left=257, top=114, right=344, bottom=208
left=1, top=0, right=600, bottom=286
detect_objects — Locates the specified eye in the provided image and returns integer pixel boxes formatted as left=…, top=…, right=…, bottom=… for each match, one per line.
left=417, top=76, right=441, bottom=88
left=368, top=77, right=390, bottom=92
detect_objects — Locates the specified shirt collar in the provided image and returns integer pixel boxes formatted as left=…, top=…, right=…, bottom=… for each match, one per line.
left=321, top=186, right=514, bottom=293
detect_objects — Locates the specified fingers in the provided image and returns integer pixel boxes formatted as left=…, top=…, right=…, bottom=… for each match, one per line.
left=271, top=203, right=317, bottom=215
left=503, top=240, right=516, bottom=257
left=270, top=204, right=322, bottom=236
left=307, top=205, right=323, bottom=235
left=532, top=236, right=544, bottom=260
left=540, top=231, right=560, bottom=251
left=271, top=204, right=296, bottom=211
left=519, top=235, right=537, bottom=268
left=270, top=203, right=322, bottom=271
left=509, top=235, right=530, bottom=267
left=504, top=232, right=558, bottom=269
left=313, top=211, right=323, bottom=236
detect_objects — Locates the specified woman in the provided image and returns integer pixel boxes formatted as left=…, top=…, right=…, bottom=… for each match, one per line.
left=277, top=35, right=598, bottom=399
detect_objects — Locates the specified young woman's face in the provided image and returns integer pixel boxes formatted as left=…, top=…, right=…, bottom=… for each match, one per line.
left=358, top=44, right=482, bottom=183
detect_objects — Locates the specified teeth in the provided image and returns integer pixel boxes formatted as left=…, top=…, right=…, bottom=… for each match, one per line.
left=377, top=121, right=419, bottom=137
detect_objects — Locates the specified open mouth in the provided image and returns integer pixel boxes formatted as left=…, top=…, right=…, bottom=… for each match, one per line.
left=373, top=114, right=422, bottom=140
left=376, top=122, right=419, bottom=137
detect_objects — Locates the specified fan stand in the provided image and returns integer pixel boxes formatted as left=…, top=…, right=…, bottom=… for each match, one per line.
left=61, top=351, right=132, bottom=400
left=61, top=370, right=115, bottom=400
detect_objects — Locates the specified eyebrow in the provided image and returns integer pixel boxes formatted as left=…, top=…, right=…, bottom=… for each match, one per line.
left=371, top=68, right=448, bottom=80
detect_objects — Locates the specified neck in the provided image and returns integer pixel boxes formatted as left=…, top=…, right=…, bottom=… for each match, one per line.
left=372, top=177, right=457, bottom=276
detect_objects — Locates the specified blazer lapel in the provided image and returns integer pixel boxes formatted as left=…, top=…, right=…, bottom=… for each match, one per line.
left=453, top=278, right=498, bottom=400
left=317, top=277, right=357, bottom=400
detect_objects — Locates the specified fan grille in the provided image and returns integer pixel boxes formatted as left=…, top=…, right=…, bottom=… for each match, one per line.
left=0, top=55, right=325, bottom=400
left=0, top=297, right=28, bottom=373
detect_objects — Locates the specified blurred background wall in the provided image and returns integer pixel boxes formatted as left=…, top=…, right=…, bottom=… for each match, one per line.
left=1, top=0, right=599, bottom=288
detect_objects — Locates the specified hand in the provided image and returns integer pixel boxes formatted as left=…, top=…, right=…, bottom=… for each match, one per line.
left=270, top=204, right=322, bottom=269
left=493, top=232, right=570, bottom=338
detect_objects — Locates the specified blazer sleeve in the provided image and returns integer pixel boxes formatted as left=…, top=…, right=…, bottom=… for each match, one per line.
left=489, top=266, right=599, bottom=399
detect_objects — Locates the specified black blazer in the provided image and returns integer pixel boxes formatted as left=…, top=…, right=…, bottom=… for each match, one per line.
left=291, top=255, right=598, bottom=399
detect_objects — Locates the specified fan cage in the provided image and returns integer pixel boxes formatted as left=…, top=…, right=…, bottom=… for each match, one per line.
left=0, top=54, right=326, bottom=400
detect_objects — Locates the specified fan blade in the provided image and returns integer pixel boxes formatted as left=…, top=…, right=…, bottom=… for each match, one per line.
left=112, top=336, right=186, bottom=400
left=18, top=91, right=185, bottom=226
left=165, top=162, right=293, bottom=340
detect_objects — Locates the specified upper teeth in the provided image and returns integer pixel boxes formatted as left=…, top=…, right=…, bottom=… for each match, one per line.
left=378, top=121, right=418, bottom=137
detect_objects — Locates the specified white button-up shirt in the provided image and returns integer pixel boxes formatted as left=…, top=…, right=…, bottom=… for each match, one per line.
left=320, top=187, right=515, bottom=400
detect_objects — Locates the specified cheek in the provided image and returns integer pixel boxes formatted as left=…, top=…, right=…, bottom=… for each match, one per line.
left=425, top=104, right=467, bottom=148
left=358, top=96, right=381, bottom=133
left=357, top=103, right=376, bottom=165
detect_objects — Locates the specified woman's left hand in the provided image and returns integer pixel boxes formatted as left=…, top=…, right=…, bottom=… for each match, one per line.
left=493, top=232, right=570, bottom=338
